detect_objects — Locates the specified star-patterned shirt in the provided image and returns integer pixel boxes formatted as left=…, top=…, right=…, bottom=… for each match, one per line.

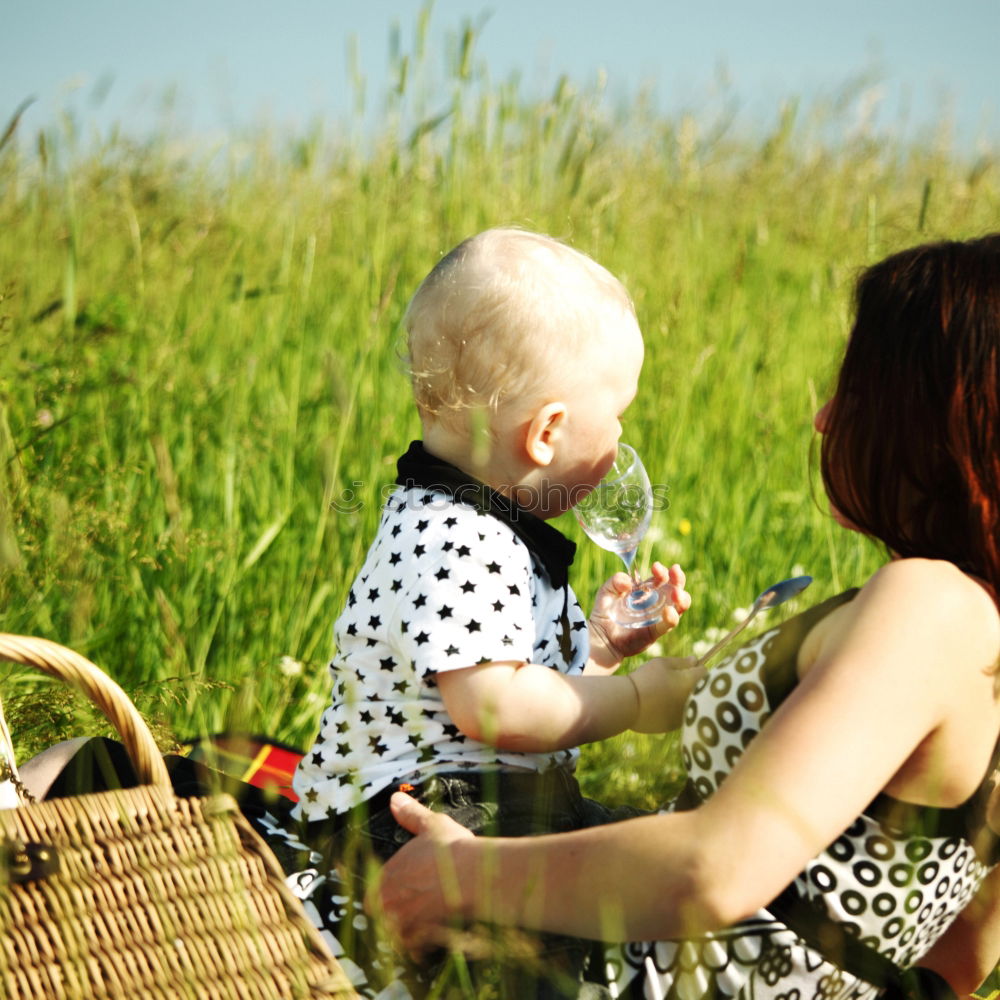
left=293, top=486, right=590, bottom=821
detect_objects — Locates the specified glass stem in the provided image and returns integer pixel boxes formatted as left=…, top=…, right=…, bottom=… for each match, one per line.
left=621, top=552, right=640, bottom=588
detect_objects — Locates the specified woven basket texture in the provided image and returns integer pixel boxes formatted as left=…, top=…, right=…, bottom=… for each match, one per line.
left=0, top=634, right=359, bottom=1000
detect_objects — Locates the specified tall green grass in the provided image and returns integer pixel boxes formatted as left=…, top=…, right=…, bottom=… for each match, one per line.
left=0, top=12, right=997, bottom=813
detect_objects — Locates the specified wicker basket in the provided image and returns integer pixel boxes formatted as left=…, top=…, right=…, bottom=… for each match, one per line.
left=0, top=634, right=359, bottom=1000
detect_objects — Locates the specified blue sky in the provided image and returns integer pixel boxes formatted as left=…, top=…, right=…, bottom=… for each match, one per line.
left=3, top=1, right=998, bottom=153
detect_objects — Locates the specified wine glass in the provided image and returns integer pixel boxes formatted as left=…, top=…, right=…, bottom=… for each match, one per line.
left=573, top=443, right=671, bottom=628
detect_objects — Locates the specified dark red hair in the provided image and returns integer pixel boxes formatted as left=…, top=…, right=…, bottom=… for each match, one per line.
left=821, top=234, right=1000, bottom=604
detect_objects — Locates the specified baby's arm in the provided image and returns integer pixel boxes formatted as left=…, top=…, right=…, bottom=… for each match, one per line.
left=436, top=655, right=703, bottom=752
left=435, top=561, right=695, bottom=750
left=629, top=656, right=706, bottom=731
left=586, top=562, right=690, bottom=675
left=436, top=660, right=641, bottom=751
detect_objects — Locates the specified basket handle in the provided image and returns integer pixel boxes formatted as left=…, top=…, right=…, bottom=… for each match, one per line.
left=0, top=634, right=171, bottom=790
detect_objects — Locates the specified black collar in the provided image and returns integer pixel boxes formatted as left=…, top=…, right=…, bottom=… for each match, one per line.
left=394, top=440, right=576, bottom=590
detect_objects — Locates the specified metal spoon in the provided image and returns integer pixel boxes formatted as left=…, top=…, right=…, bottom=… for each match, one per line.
left=695, top=575, right=813, bottom=667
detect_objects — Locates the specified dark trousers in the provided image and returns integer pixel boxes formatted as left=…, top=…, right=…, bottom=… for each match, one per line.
left=312, top=766, right=633, bottom=857
left=299, top=769, right=644, bottom=999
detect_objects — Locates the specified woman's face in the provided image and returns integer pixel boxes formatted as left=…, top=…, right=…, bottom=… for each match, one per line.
left=813, top=400, right=832, bottom=436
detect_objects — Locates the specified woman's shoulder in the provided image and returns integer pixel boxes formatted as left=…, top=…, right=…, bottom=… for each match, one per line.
left=856, top=557, right=1000, bottom=661
left=864, top=557, right=997, bottom=615
left=799, top=558, right=999, bottom=683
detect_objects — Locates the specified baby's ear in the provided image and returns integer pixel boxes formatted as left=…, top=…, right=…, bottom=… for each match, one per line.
left=524, top=402, right=566, bottom=466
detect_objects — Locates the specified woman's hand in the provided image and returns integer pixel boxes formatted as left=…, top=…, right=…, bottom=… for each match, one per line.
left=588, top=562, right=691, bottom=673
left=366, top=792, right=476, bottom=957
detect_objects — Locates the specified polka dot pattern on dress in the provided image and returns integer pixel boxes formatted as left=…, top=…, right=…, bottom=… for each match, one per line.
left=608, top=590, right=998, bottom=1000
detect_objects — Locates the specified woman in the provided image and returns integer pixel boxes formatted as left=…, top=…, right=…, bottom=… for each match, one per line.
left=372, top=234, right=1000, bottom=998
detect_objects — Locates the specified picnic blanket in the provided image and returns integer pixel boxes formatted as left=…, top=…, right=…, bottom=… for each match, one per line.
left=183, top=732, right=303, bottom=802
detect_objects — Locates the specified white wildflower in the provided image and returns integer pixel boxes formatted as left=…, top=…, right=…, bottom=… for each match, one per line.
left=644, top=524, right=665, bottom=544
left=659, top=538, right=684, bottom=560
left=692, top=625, right=728, bottom=660
left=279, top=655, right=303, bottom=677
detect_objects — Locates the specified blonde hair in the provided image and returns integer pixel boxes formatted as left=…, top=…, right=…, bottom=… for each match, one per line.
left=404, top=228, right=636, bottom=428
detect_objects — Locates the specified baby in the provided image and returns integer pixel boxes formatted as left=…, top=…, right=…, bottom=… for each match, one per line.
left=291, top=228, right=699, bottom=995
left=295, top=226, right=695, bottom=829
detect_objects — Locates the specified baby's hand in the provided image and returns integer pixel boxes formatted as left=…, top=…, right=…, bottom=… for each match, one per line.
left=589, top=562, right=691, bottom=669
left=628, top=655, right=706, bottom=733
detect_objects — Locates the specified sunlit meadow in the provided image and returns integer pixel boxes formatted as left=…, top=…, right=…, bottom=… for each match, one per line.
left=1, top=14, right=998, bottom=820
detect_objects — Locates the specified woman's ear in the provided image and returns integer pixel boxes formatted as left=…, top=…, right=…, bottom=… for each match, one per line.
left=524, top=402, right=567, bottom=467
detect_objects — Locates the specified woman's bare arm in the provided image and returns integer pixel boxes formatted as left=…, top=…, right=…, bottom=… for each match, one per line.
left=374, top=560, right=1000, bottom=951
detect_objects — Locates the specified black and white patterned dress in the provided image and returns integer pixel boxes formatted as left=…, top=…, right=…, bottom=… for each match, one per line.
left=607, top=589, right=1000, bottom=999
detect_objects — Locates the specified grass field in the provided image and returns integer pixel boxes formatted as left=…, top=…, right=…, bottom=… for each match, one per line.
left=3, top=19, right=1000, bottom=996
left=1, top=17, right=998, bottom=821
